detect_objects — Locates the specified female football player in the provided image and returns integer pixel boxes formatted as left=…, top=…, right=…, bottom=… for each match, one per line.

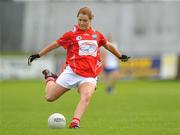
left=28, top=7, right=130, bottom=128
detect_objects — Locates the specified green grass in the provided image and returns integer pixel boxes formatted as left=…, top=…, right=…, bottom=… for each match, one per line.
left=0, top=80, right=180, bottom=135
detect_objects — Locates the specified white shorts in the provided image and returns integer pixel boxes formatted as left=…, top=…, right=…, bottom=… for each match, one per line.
left=56, top=66, right=97, bottom=89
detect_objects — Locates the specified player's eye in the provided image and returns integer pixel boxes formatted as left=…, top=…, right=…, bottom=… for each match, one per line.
left=79, top=18, right=88, bottom=23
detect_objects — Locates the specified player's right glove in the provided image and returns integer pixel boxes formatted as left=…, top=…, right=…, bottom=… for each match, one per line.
left=119, top=54, right=130, bottom=62
left=28, top=54, right=40, bottom=66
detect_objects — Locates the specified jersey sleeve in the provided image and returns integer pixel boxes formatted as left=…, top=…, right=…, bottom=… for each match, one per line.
left=56, top=31, right=72, bottom=49
left=97, top=31, right=107, bottom=47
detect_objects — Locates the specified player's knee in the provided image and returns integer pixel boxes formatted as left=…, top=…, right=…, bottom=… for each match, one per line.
left=45, top=95, right=55, bottom=102
left=81, top=93, right=92, bottom=103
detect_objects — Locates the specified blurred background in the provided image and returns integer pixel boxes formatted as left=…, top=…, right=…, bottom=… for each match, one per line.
left=0, top=1, right=179, bottom=134
left=0, top=0, right=180, bottom=80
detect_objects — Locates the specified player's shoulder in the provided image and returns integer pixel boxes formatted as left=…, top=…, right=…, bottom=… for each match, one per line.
left=62, top=25, right=77, bottom=34
left=62, top=30, right=74, bottom=38
left=95, top=30, right=106, bottom=39
left=95, top=30, right=104, bottom=36
left=63, top=25, right=79, bottom=36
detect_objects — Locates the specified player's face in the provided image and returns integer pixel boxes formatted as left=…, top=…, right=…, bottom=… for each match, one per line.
left=78, top=14, right=91, bottom=30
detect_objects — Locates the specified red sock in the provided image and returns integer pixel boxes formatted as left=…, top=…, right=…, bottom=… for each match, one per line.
left=46, top=77, right=55, bottom=83
left=72, top=117, right=80, bottom=124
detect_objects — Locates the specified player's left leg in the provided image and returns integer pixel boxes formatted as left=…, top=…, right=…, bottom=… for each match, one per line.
left=42, top=69, right=69, bottom=102
left=69, top=82, right=96, bottom=128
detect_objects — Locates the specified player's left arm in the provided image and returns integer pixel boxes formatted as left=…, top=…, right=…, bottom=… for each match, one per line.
left=103, top=41, right=130, bottom=62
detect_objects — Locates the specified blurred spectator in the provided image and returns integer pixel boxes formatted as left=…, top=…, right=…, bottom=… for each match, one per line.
left=101, top=34, right=120, bottom=93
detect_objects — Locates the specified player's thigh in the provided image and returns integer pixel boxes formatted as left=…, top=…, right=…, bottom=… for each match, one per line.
left=48, top=83, right=69, bottom=98
left=78, top=82, right=96, bottom=98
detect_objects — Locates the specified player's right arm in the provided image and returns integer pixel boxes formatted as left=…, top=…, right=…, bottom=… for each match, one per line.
left=28, top=31, right=72, bottom=66
left=38, top=41, right=59, bottom=57
left=28, top=41, right=59, bottom=66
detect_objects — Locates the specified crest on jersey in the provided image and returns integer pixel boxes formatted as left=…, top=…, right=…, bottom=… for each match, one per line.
left=92, top=34, right=97, bottom=39
left=76, top=36, right=82, bottom=41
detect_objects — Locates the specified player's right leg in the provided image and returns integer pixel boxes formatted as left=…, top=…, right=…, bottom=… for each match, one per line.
left=42, top=69, right=69, bottom=102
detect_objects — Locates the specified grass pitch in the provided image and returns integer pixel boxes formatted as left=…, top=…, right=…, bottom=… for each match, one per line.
left=0, top=80, right=179, bottom=135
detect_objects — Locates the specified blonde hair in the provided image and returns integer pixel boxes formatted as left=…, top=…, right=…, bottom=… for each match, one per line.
left=77, top=7, right=94, bottom=20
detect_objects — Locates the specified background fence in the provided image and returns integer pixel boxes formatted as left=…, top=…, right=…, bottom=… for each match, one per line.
left=0, top=0, right=180, bottom=80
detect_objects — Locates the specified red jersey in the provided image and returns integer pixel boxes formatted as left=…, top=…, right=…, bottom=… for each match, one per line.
left=56, top=25, right=107, bottom=78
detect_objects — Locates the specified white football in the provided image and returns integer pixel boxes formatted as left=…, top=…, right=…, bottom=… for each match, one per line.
left=48, top=113, right=66, bottom=129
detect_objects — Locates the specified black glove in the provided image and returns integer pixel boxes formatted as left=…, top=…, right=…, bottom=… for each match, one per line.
left=119, top=54, right=130, bottom=62
left=28, top=54, right=40, bottom=66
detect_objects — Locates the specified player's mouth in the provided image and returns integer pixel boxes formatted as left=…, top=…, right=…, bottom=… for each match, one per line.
left=79, top=25, right=88, bottom=30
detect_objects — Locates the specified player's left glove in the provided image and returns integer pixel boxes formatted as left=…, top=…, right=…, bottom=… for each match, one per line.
left=119, top=54, right=130, bottom=62
left=28, top=54, right=40, bottom=66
